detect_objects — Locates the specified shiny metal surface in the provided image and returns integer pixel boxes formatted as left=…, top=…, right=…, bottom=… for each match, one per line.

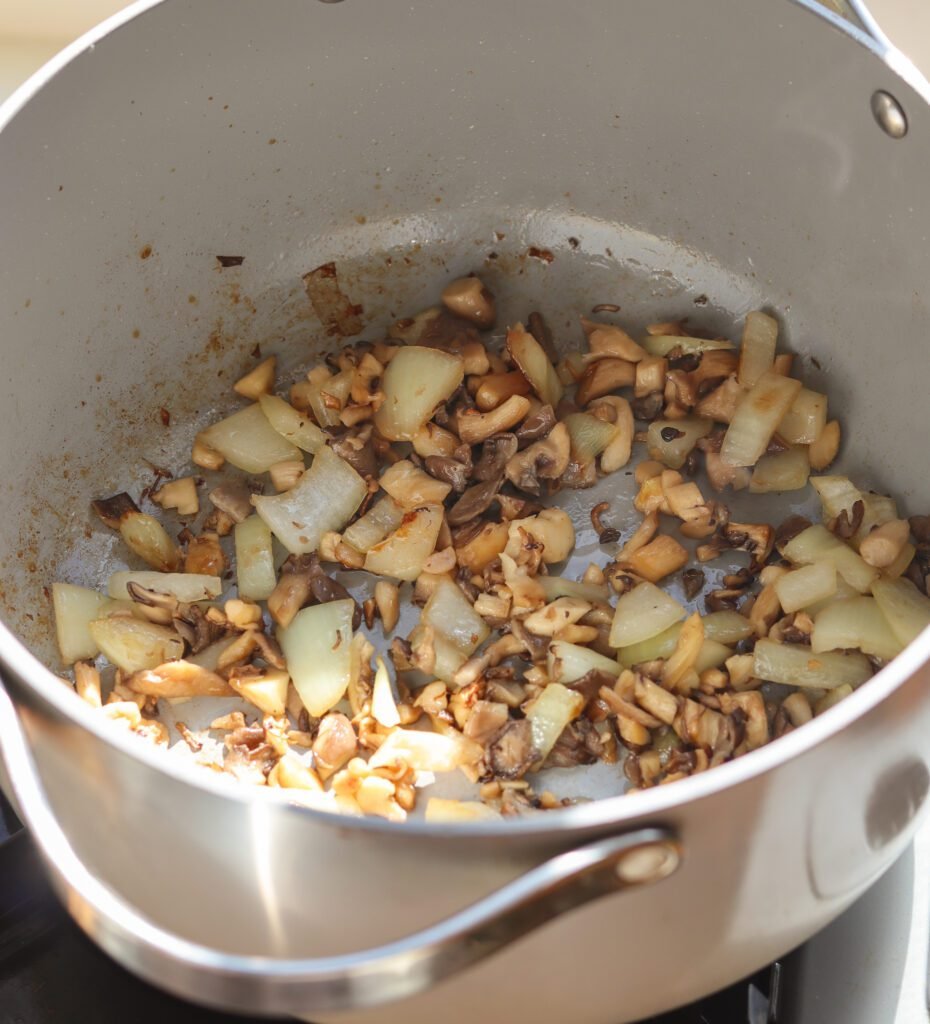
left=0, top=681, right=679, bottom=1015
left=1, top=0, right=930, bottom=1021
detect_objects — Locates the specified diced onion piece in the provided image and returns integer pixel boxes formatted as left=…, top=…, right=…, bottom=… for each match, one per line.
left=538, top=576, right=610, bottom=603
left=506, top=322, right=563, bottom=409
left=425, top=799, right=501, bottom=822
left=279, top=599, right=355, bottom=717
left=52, top=583, right=108, bottom=664
left=307, top=369, right=353, bottom=428
left=872, top=577, right=930, bottom=648
left=258, top=393, right=325, bottom=453
left=720, top=371, right=802, bottom=467
left=254, top=446, right=367, bottom=555
left=779, top=388, right=828, bottom=445
left=701, top=611, right=753, bottom=645
left=119, top=513, right=179, bottom=572
left=128, top=661, right=232, bottom=698
left=525, top=683, right=585, bottom=765
left=198, top=403, right=301, bottom=473
left=773, top=562, right=837, bottom=614
left=88, top=617, right=184, bottom=673
left=364, top=505, right=444, bottom=581
left=753, top=638, right=872, bottom=689
left=749, top=446, right=810, bottom=493
left=229, top=669, right=290, bottom=716
left=371, top=657, right=401, bottom=728
left=811, top=597, right=903, bottom=662
left=810, top=475, right=862, bottom=520
left=642, top=336, right=735, bottom=357
left=422, top=577, right=490, bottom=664
left=696, top=639, right=732, bottom=674
left=343, top=496, right=406, bottom=553
left=563, top=413, right=617, bottom=464
left=737, top=311, right=778, bottom=387
left=781, top=525, right=878, bottom=593
left=368, top=729, right=469, bottom=773
left=881, top=542, right=915, bottom=580
left=805, top=575, right=860, bottom=617
left=617, top=622, right=681, bottom=667
left=108, top=571, right=224, bottom=601
left=374, top=346, right=464, bottom=441
left=235, top=515, right=276, bottom=600
left=646, top=418, right=713, bottom=470
left=609, top=582, right=686, bottom=648
left=548, top=640, right=621, bottom=683
left=380, top=459, right=452, bottom=508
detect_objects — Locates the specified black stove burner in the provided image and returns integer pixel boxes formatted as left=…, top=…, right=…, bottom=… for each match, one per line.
left=0, top=789, right=781, bottom=1024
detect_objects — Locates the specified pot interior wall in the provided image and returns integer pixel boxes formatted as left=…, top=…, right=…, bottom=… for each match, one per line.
left=0, top=0, right=927, bottom=670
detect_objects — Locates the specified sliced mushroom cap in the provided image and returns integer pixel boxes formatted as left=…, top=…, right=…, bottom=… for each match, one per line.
left=328, top=426, right=378, bottom=479
left=447, top=477, right=504, bottom=527
left=514, top=403, right=556, bottom=449
left=505, top=422, right=571, bottom=495
left=473, top=433, right=519, bottom=481
left=91, top=492, right=140, bottom=529
left=208, top=481, right=254, bottom=524
left=424, top=455, right=471, bottom=493
left=487, top=718, right=537, bottom=779
left=312, top=712, right=358, bottom=779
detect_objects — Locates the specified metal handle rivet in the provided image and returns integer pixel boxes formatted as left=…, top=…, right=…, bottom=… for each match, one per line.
left=871, top=90, right=908, bottom=139
left=614, top=841, right=680, bottom=884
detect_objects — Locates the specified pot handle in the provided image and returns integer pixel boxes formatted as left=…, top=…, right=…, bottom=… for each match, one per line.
left=0, top=683, right=680, bottom=1016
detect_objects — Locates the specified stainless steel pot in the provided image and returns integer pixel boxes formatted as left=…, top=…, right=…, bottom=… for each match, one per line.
left=1, top=1, right=930, bottom=1021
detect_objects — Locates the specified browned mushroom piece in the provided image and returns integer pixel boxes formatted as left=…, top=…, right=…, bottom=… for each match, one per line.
left=125, top=581, right=179, bottom=625
left=630, top=393, right=664, bottom=422
left=424, top=455, right=471, bottom=493
left=91, top=492, right=140, bottom=529
left=447, top=477, right=503, bottom=527
left=487, top=718, right=538, bottom=779
left=575, top=358, right=635, bottom=406
left=207, top=481, right=254, bottom=524
left=527, top=311, right=559, bottom=364
left=721, top=521, right=775, bottom=570
left=566, top=668, right=620, bottom=706
left=173, top=603, right=228, bottom=654
left=830, top=499, right=864, bottom=540
left=514, top=403, right=557, bottom=449
left=543, top=719, right=599, bottom=769
left=473, top=433, right=519, bottom=480
left=504, top=421, right=571, bottom=495
left=463, top=700, right=510, bottom=745
left=312, top=712, right=359, bottom=779
left=328, top=425, right=378, bottom=479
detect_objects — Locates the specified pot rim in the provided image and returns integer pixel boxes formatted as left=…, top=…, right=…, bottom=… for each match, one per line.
left=1, top=0, right=928, bottom=841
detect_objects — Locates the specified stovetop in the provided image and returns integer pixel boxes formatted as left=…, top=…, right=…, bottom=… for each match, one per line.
left=0, top=785, right=927, bottom=1024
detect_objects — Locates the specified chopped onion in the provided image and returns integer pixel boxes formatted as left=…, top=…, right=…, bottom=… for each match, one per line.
left=506, top=322, right=563, bottom=409
left=773, top=561, right=837, bottom=614
left=781, top=524, right=878, bottom=593
left=88, top=617, right=184, bottom=674
left=548, top=640, right=621, bottom=683
left=278, top=599, right=355, bottom=716
left=371, top=657, right=401, bottom=728
left=642, top=335, right=735, bottom=357
left=563, top=413, right=617, bottom=464
left=720, top=371, right=802, bottom=467
left=373, top=346, right=464, bottom=441
left=254, top=446, right=367, bottom=555
left=306, top=368, right=353, bottom=428
left=107, top=571, right=223, bottom=602
left=737, top=311, right=778, bottom=387
left=872, top=577, right=930, bottom=648
left=538, top=576, right=610, bottom=604
left=646, top=417, right=713, bottom=470
left=609, top=582, right=686, bottom=648
left=258, top=393, right=325, bottom=453
left=778, top=388, right=828, bottom=445
left=811, top=596, right=902, bottom=662
left=701, top=611, right=753, bottom=645
left=229, top=669, right=290, bottom=716
left=753, top=638, right=872, bottom=689
left=525, top=683, right=585, bottom=765
left=695, top=639, right=733, bottom=673
left=380, top=459, right=452, bottom=508
left=119, top=513, right=179, bottom=572
left=425, top=798, right=501, bottom=822
left=617, top=622, right=730, bottom=672
left=418, top=576, right=490, bottom=682
left=810, top=475, right=861, bottom=520
left=234, top=515, right=276, bottom=601
left=364, top=505, right=444, bottom=581
left=749, top=446, right=810, bottom=493
left=198, top=403, right=301, bottom=473
left=342, top=495, right=406, bottom=553
left=368, top=729, right=469, bottom=772
left=53, top=583, right=108, bottom=665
